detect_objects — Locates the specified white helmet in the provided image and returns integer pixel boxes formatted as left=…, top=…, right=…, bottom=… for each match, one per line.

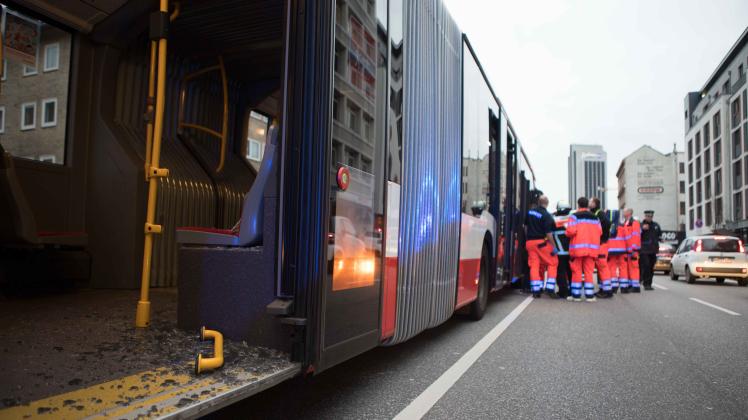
left=556, top=200, right=571, bottom=212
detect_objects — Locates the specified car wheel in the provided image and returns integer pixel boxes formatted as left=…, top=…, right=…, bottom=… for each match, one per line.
left=738, top=279, right=748, bottom=287
left=685, top=266, right=696, bottom=284
left=469, top=243, right=490, bottom=320
left=716, top=278, right=725, bottom=284
left=670, top=266, right=678, bottom=281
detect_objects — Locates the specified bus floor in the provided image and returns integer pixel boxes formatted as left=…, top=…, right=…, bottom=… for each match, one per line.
left=0, top=288, right=299, bottom=419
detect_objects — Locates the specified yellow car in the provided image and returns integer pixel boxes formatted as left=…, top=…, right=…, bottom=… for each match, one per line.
left=655, top=243, right=676, bottom=274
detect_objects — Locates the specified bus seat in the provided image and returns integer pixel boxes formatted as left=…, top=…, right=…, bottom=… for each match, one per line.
left=0, top=144, right=87, bottom=247
left=176, top=125, right=278, bottom=247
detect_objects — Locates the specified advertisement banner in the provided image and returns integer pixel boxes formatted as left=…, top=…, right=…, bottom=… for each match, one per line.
left=2, top=8, right=41, bottom=67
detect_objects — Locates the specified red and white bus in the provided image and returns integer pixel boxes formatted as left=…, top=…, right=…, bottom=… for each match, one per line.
left=0, top=0, right=537, bottom=417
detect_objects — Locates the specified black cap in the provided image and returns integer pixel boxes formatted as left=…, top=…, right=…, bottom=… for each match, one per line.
left=644, top=210, right=654, bottom=215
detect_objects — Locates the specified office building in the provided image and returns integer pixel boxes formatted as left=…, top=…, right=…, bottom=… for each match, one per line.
left=616, top=145, right=685, bottom=232
left=683, top=28, right=748, bottom=238
left=568, top=144, right=607, bottom=208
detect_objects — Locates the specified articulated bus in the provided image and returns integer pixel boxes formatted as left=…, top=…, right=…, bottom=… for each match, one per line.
left=0, top=0, right=537, bottom=417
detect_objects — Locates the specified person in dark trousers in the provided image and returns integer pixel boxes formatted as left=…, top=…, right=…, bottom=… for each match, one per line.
left=639, top=210, right=662, bottom=291
left=552, top=200, right=572, bottom=298
left=589, top=197, right=613, bottom=298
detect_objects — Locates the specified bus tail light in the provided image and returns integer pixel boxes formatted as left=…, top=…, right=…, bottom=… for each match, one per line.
left=740, top=240, right=745, bottom=253
left=695, top=267, right=703, bottom=272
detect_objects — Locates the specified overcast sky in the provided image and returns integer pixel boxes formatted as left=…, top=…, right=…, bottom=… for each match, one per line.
left=443, top=0, right=748, bottom=207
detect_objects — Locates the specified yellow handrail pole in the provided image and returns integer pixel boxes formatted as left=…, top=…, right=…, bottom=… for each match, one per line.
left=136, top=0, right=170, bottom=328
left=144, top=40, right=157, bottom=180
left=217, top=55, right=228, bottom=173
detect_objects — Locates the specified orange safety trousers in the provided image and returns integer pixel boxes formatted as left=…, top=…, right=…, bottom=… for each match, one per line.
left=526, top=239, right=558, bottom=293
left=607, top=253, right=628, bottom=289
left=595, top=243, right=611, bottom=291
left=570, top=256, right=595, bottom=298
left=627, top=252, right=640, bottom=289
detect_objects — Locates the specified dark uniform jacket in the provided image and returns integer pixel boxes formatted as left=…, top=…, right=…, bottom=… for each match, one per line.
left=593, top=209, right=611, bottom=244
left=640, top=220, right=662, bottom=254
left=526, top=206, right=555, bottom=241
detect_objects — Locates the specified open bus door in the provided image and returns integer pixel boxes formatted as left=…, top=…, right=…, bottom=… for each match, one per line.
left=312, top=0, right=389, bottom=371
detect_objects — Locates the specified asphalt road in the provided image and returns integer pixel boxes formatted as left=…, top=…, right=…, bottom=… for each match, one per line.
left=214, top=275, right=748, bottom=419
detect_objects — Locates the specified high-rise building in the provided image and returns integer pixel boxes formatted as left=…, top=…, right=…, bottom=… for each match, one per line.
left=616, top=145, right=685, bottom=232
left=568, top=144, right=607, bottom=208
left=683, top=28, right=748, bottom=238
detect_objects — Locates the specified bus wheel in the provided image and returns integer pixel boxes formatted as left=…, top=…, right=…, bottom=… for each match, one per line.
left=469, top=244, right=490, bottom=320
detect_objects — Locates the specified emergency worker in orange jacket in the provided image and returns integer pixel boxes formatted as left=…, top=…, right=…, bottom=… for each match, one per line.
left=622, top=208, right=642, bottom=293
left=606, top=209, right=628, bottom=293
left=565, top=197, right=602, bottom=301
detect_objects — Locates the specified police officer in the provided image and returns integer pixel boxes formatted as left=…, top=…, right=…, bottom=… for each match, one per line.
left=639, top=210, right=662, bottom=291
left=552, top=200, right=573, bottom=299
left=525, top=195, right=559, bottom=298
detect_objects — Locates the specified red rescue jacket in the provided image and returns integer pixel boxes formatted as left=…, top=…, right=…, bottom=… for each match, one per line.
left=565, top=208, right=602, bottom=258
left=624, top=218, right=641, bottom=253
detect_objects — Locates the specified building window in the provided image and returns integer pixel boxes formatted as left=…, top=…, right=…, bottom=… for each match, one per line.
left=704, top=121, right=711, bottom=145
left=689, top=185, right=693, bottom=205
left=22, top=65, right=37, bottom=76
left=715, top=139, right=722, bottom=166
left=679, top=162, right=685, bottom=174
left=696, top=156, right=701, bottom=178
left=680, top=201, right=686, bottom=216
left=734, top=160, right=743, bottom=189
left=41, top=98, right=57, bottom=128
left=697, top=206, right=703, bottom=224
left=704, top=148, right=711, bottom=172
left=716, top=197, right=723, bottom=224
left=706, top=201, right=713, bottom=225
left=362, top=114, right=373, bottom=142
left=688, top=162, right=693, bottom=183
left=696, top=181, right=702, bottom=203
left=735, top=192, right=743, bottom=220
left=0, top=107, right=4, bottom=134
left=713, top=112, right=721, bottom=139
left=732, top=98, right=742, bottom=129
left=745, top=156, right=748, bottom=187
left=733, top=128, right=742, bottom=159
left=689, top=209, right=694, bottom=230
left=43, top=43, right=60, bottom=72
left=688, top=139, right=693, bottom=160
left=248, top=140, right=262, bottom=161
left=347, top=104, right=360, bottom=134
left=20, top=102, right=36, bottom=130
left=334, top=42, right=346, bottom=76
left=695, top=132, right=701, bottom=154
left=705, top=174, right=711, bottom=199
left=715, top=168, right=722, bottom=195
left=680, top=180, right=685, bottom=194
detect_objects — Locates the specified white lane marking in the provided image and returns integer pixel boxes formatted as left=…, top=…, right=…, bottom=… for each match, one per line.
left=393, top=296, right=534, bottom=420
left=652, top=284, right=668, bottom=290
left=689, top=298, right=741, bottom=316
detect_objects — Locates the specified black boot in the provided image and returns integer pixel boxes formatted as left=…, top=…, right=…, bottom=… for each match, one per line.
left=621, top=287, right=630, bottom=294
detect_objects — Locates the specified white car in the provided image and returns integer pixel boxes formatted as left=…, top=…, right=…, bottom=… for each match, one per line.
left=669, top=235, right=748, bottom=286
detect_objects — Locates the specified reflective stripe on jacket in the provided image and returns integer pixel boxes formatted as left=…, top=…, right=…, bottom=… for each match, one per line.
left=565, top=208, right=602, bottom=258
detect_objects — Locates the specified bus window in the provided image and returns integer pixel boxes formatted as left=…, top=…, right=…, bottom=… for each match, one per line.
left=0, top=4, right=72, bottom=165
left=245, top=110, right=271, bottom=171
left=462, top=43, right=498, bottom=216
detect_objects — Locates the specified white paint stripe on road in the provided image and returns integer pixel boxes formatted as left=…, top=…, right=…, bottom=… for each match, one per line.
left=393, top=296, right=534, bottom=420
left=652, top=284, right=668, bottom=290
left=689, top=297, right=741, bottom=316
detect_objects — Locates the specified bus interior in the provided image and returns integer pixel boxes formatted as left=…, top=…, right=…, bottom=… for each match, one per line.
left=0, top=0, right=302, bottom=417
